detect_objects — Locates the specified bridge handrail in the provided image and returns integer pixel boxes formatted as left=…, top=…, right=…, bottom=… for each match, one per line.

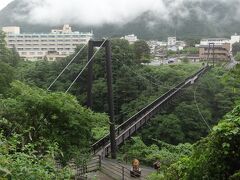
left=91, top=66, right=208, bottom=153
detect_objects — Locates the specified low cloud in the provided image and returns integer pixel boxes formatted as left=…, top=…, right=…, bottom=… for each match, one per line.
left=13, top=0, right=240, bottom=26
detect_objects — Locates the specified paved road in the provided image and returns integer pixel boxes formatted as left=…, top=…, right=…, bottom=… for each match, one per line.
left=225, top=54, right=239, bottom=69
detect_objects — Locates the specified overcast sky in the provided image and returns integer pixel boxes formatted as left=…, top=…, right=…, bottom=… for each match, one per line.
left=0, top=0, right=13, bottom=10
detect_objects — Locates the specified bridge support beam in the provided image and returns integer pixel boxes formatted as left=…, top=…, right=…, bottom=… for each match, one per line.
left=86, top=40, right=117, bottom=159
left=105, top=40, right=117, bottom=159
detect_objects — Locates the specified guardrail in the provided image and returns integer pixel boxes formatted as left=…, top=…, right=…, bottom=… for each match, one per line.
left=92, top=65, right=210, bottom=155
left=67, top=156, right=143, bottom=179
left=101, top=159, right=143, bottom=180
left=71, top=156, right=101, bottom=179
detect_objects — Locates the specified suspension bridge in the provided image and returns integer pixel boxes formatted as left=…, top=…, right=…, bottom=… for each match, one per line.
left=49, top=39, right=211, bottom=179
left=91, top=65, right=209, bottom=157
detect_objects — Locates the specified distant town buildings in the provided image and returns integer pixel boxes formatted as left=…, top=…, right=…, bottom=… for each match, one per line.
left=196, top=37, right=237, bottom=61
left=147, top=40, right=167, bottom=60
left=2, top=24, right=93, bottom=61
left=122, top=34, right=138, bottom=44
left=199, top=43, right=230, bottom=61
left=167, top=37, right=186, bottom=51
left=197, top=34, right=240, bottom=51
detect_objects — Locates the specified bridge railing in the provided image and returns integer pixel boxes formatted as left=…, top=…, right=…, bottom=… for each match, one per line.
left=101, top=159, right=143, bottom=180
left=91, top=66, right=209, bottom=154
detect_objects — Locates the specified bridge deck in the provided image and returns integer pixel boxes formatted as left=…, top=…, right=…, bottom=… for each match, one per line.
left=92, top=66, right=210, bottom=157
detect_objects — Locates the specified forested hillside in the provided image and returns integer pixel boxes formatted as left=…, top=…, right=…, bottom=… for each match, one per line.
left=1, top=29, right=240, bottom=179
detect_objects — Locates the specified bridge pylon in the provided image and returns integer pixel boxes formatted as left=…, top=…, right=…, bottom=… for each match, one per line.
left=87, top=39, right=117, bottom=159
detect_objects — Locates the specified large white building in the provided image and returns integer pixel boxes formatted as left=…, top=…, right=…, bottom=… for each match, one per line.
left=2, top=25, right=93, bottom=61
left=122, top=34, right=138, bottom=44
left=230, top=33, right=240, bottom=46
left=199, top=38, right=230, bottom=46
left=197, top=35, right=240, bottom=51
left=168, top=37, right=177, bottom=46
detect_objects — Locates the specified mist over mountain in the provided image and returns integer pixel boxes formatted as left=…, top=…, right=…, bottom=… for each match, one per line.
left=0, top=0, right=240, bottom=40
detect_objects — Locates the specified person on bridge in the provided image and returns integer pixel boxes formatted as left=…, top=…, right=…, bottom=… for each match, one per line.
left=153, top=160, right=161, bottom=174
left=130, top=159, right=141, bottom=177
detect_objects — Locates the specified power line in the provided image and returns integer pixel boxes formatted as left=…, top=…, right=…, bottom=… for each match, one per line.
left=47, top=43, right=88, bottom=90
left=65, top=39, right=108, bottom=93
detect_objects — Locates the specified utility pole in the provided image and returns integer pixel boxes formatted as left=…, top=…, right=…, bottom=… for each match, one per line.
left=86, top=39, right=117, bottom=159
left=212, top=43, right=215, bottom=67
left=207, top=43, right=210, bottom=65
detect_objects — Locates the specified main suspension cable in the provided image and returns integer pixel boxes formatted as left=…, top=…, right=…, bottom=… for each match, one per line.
left=47, top=43, right=88, bottom=90
left=65, top=39, right=108, bottom=93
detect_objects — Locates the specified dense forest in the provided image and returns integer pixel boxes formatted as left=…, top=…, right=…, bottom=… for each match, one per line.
left=1, top=29, right=240, bottom=179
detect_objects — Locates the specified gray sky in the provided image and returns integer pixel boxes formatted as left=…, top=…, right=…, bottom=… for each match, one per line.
left=0, top=0, right=13, bottom=10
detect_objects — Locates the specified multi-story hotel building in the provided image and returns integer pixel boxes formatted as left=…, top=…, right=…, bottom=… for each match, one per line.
left=199, top=43, right=230, bottom=61
left=2, top=24, right=93, bottom=61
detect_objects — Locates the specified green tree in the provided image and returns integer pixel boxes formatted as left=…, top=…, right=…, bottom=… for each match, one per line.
left=0, top=61, right=14, bottom=94
left=0, top=30, right=21, bottom=67
left=232, top=42, right=240, bottom=56
left=165, top=103, right=240, bottom=179
left=0, top=132, right=72, bottom=179
left=235, top=52, right=240, bottom=61
left=141, top=114, right=184, bottom=145
left=0, top=81, right=108, bottom=161
left=133, top=40, right=150, bottom=63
